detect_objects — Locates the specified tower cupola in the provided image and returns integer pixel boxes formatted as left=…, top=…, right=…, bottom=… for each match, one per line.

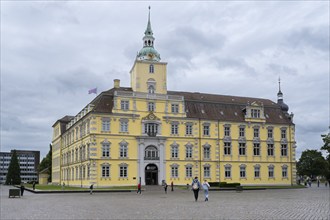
left=277, top=77, right=289, bottom=112
left=137, top=6, right=161, bottom=62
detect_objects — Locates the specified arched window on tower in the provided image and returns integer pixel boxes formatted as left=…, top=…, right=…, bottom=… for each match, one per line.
left=148, top=85, right=155, bottom=94
left=149, top=64, right=154, bottom=73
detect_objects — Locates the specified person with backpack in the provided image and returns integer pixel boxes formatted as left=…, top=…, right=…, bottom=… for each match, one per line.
left=191, top=176, right=201, bottom=202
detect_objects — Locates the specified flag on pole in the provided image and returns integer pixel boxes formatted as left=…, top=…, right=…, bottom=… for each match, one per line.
left=88, top=88, right=97, bottom=94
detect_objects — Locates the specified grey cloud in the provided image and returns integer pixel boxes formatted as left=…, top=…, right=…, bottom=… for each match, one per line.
left=285, top=26, right=329, bottom=52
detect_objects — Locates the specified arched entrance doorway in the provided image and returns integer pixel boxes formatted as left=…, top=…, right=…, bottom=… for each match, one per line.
left=145, top=164, right=158, bottom=185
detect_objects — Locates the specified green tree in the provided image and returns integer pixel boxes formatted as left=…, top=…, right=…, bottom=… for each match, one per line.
left=5, top=150, right=21, bottom=185
left=297, top=149, right=327, bottom=178
left=321, top=133, right=330, bottom=179
left=38, top=144, right=52, bottom=182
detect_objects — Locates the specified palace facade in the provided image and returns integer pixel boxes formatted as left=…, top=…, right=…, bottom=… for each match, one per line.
left=52, top=9, right=296, bottom=187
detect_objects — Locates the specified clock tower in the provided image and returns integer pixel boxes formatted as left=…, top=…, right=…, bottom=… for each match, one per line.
left=130, top=6, right=167, bottom=94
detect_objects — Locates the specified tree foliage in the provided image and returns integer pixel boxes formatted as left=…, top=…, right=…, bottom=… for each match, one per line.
left=5, top=150, right=21, bottom=185
left=321, top=133, right=330, bottom=179
left=297, top=149, right=328, bottom=178
left=38, top=144, right=52, bottom=182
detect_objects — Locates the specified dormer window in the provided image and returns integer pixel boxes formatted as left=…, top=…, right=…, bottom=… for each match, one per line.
left=149, top=64, right=154, bottom=73
left=251, top=109, right=260, bottom=118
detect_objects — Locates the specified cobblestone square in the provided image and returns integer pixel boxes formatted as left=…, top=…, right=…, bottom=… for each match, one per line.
left=1, top=185, right=329, bottom=219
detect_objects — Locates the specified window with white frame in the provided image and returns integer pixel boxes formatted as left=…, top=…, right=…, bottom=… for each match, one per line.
left=240, top=165, right=246, bottom=178
left=253, top=143, right=260, bottom=156
left=267, top=128, right=273, bottom=138
left=121, top=100, right=129, bottom=110
left=144, top=123, right=158, bottom=135
left=102, top=164, right=110, bottom=178
left=254, top=165, right=260, bottom=178
left=224, top=126, right=230, bottom=136
left=120, top=143, right=128, bottom=158
left=203, top=145, right=210, bottom=159
left=267, top=144, right=274, bottom=156
left=119, top=164, right=128, bottom=178
left=224, top=165, right=231, bottom=178
left=251, top=109, right=260, bottom=118
left=239, top=127, right=245, bottom=137
left=102, top=143, right=110, bottom=157
left=254, top=128, right=259, bottom=138
left=203, top=166, right=210, bottom=178
left=120, top=120, right=128, bottom=132
left=282, top=165, right=288, bottom=178
left=149, top=64, right=154, bottom=73
left=148, top=85, right=155, bottom=94
left=239, top=143, right=246, bottom=156
left=171, top=165, right=179, bottom=178
left=171, top=123, right=179, bottom=135
left=148, top=102, right=155, bottom=112
left=281, top=144, right=287, bottom=156
left=268, top=165, right=274, bottom=178
left=171, top=144, right=179, bottom=158
left=145, top=146, right=158, bottom=159
left=186, top=124, right=193, bottom=135
left=171, top=104, right=179, bottom=113
left=224, top=142, right=231, bottom=155
left=186, top=145, right=193, bottom=158
left=102, top=118, right=110, bottom=131
left=203, top=125, right=210, bottom=136
left=281, top=128, right=287, bottom=139
left=185, top=165, right=192, bottom=178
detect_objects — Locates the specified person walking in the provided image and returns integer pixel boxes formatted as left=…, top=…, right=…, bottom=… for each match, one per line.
left=32, top=182, right=36, bottom=191
left=137, top=183, right=141, bottom=194
left=90, top=184, right=93, bottom=195
left=20, top=184, right=25, bottom=197
left=191, top=176, right=201, bottom=202
left=164, top=182, right=168, bottom=194
left=202, top=179, right=210, bottom=201
left=171, top=181, right=174, bottom=191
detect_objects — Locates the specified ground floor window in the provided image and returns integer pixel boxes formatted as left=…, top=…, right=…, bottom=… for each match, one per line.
left=120, top=165, right=127, bottom=178
left=171, top=166, right=178, bottom=178
left=186, top=166, right=192, bottom=178
left=225, top=166, right=231, bottom=178
left=102, top=165, right=110, bottom=177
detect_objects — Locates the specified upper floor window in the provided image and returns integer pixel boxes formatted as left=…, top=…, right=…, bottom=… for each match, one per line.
left=239, top=143, right=246, bottom=156
left=149, top=64, right=154, bottom=73
left=148, top=85, right=155, bottom=94
left=251, top=109, right=260, bottom=118
left=102, top=143, right=110, bottom=157
left=171, top=104, right=179, bottom=113
left=102, top=118, right=110, bottom=131
left=148, top=102, right=155, bottom=112
left=121, top=100, right=129, bottom=110
left=145, top=123, right=158, bottom=136
left=120, top=144, right=128, bottom=158
left=281, top=144, right=288, bottom=156
left=224, top=126, right=230, bottom=136
left=171, top=123, right=179, bottom=135
left=186, top=145, right=193, bottom=158
left=203, top=125, right=210, bottom=136
left=145, top=146, right=158, bottom=160
left=171, top=144, right=179, bottom=158
left=186, top=124, right=193, bottom=135
left=267, top=144, right=274, bottom=156
left=268, top=128, right=273, bottom=138
left=281, top=129, right=287, bottom=139
left=120, top=120, right=128, bottom=132
left=253, top=128, right=259, bottom=138
left=224, top=142, right=231, bottom=155
left=253, top=143, right=260, bottom=156
left=203, top=145, right=210, bottom=159
left=239, top=127, right=245, bottom=137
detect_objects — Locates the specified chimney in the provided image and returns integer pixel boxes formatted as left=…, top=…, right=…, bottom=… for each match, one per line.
left=114, top=79, right=120, bottom=88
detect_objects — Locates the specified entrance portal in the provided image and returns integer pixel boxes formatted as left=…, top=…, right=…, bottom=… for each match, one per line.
left=145, top=164, right=158, bottom=185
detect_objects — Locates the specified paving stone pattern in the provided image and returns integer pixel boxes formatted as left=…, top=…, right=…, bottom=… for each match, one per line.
left=1, top=184, right=329, bottom=220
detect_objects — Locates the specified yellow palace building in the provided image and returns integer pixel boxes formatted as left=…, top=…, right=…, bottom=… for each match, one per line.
left=52, top=9, right=296, bottom=187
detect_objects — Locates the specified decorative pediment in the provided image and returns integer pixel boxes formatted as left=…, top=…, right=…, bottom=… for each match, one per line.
left=250, top=101, right=263, bottom=107
left=142, top=112, right=160, bottom=121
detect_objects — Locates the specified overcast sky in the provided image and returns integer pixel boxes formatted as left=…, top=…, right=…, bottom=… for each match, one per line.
left=1, top=1, right=329, bottom=160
